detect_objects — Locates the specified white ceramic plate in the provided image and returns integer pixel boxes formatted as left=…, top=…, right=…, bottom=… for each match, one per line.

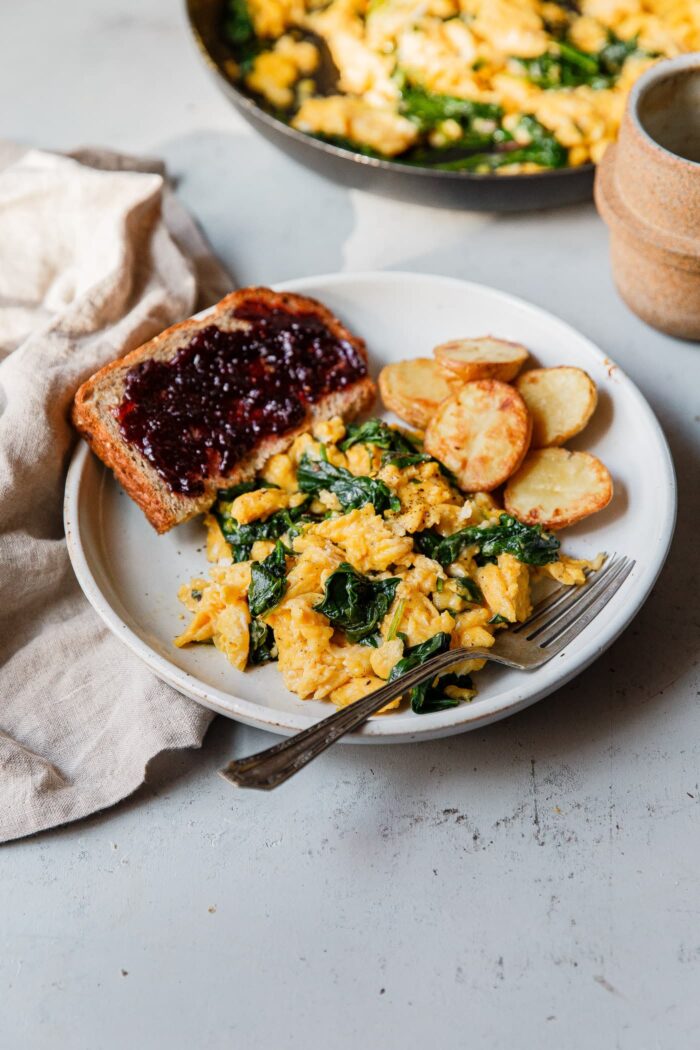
left=64, top=272, right=676, bottom=743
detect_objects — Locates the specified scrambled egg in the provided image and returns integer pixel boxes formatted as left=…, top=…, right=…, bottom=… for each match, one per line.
left=226, top=0, right=699, bottom=170
left=175, top=417, right=598, bottom=714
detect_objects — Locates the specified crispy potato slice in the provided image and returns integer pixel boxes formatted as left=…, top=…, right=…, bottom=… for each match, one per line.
left=504, top=448, right=613, bottom=529
left=378, top=358, right=461, bottom=429
left=424, top=380, right=531, bottom=492
left=434, top=337, right=529, bottom=382
left=516, top=366, right=598, bottom=447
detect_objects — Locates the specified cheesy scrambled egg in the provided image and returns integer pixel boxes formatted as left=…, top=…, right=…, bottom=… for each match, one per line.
left=175, top=417, right=595, bottom=714
left=222, top=0, right=699, bottom=170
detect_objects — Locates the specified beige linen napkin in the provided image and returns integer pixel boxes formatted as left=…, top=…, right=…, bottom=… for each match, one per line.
left=0, top=144, right=232, bottom=843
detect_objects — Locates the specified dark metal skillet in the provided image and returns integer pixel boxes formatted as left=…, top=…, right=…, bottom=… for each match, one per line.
left=186, top=0, right=595, bottom=213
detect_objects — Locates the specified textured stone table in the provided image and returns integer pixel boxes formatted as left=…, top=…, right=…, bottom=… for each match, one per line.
left=2, top=2, right=699, bottom=1047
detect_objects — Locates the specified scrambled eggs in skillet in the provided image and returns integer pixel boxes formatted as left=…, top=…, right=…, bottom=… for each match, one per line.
left=175, top=417, right=595, bottom=714
left=221, top=0, right=699, bottom=171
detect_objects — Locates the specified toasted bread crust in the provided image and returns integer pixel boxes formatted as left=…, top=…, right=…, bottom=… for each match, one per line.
left=72, top=288, right=376, bottom=532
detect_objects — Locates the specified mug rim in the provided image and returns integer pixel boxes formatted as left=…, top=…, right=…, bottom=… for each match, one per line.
left=629, top=52, right=700, bottom=168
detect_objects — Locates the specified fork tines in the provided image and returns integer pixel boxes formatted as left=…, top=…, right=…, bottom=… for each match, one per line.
left=514, top=554, right=635, bottom=651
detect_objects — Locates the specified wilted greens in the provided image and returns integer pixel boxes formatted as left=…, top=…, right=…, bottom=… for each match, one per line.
left=399, top=84, right=503, bottom=132
left=297, top=452, right=400, bottom=514
left=514, top=35, right=641, bottom=90
left=314, top=563, right=400, bottom=643
left=416, top=513, right=560, bottom=567
left=339, top=418, right=455, bottom=478
left=415, top=671, right=475, bottom=713
left=454, top=577, right=484, bottom=604
left=222, top=0, right=260, bottom=69
left=214, top=496, right=318, bottom=562
left=248, top=542, right=289, bottom=617
left=216, top=478, right=277, bottom=501
left=433, top=115, right=567, bottom=172
left=387, top=632, right=476, bottom=713
left=339, top=419, right=419, bottom=454
left=248, top=619, right=277, bottom=664
left=222, top=0, right=652, bottom=175
left=387, top=632, right=451, bottom=713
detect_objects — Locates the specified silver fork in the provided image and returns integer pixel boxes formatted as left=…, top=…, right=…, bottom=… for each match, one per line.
left=220, top=553, right=634, bottom=791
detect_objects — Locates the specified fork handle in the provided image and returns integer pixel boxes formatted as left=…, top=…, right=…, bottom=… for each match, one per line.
left=220, top=647, right=498, bottom=790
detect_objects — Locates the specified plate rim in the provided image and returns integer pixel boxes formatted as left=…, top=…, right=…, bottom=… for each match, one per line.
left=64, top=270, right=677, bottom=743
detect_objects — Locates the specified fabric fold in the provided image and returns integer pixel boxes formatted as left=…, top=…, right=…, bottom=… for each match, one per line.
left=0, top=144, right=233, bottom=843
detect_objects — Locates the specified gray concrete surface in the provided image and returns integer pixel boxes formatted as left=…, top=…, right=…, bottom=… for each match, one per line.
left=1, top=2, right=699, bottom=1047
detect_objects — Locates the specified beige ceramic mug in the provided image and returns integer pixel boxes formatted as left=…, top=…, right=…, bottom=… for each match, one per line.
left=595, top=53, right=700, bottom=341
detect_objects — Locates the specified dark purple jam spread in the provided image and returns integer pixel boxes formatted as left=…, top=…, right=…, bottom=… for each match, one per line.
left=116, top=302, right=368, bottom=495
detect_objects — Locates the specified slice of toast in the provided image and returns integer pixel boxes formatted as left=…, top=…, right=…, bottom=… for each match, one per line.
left=72, top=287, right=376, bottom=532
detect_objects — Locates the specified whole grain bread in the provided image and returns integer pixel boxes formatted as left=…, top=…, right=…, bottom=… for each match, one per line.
left=72, top=287, right=376, bottom=532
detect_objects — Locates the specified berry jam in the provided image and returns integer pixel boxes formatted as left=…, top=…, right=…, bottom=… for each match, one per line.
left=116, top=302, right=368, bottom=495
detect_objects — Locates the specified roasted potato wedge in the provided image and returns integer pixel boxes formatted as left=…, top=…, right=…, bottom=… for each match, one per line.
left=516, top=366, right=597, bottom=448
left=379, top=358, right=461, bottom=429
left=434, top=337, right=529, bottom=382
left=504, top=448, right=613, bottom=529
left=424, top=380, right=531, bottom=492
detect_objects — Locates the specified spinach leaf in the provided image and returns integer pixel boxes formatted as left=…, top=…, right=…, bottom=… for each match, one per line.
left=340, top=419, right=418, bottom=454
left=414, top=672, right=475, bottom=714
left=414, top=528, right=470, bottom=566
left=389, top=631, right=450, bottom=682
left=436, top=140, right=567, bottom=171
left=406, top=133, right=505, bottom=164
left=223, top=0, right=254, bottom=44
left=338, top=419, right=456, bottom=481
left=515, top=44, right=598, bottom=88
left=455, top=577, right=484, bottom=603
left=215, top=497, right=317, bottom=562
left=248, top=618, right=277, bottom=664
left=297, top=453, right=401, bottom=514
left=400, top=84, right=503, bottom=132
left=375, top=438, right=457, bottom=482
left=488, top=613, right=510, bottom=625
left=223, top=0, right=260, bottom=69
left=435, top=116, right=567, bottom=171
left=381, top=451, right=434, bottom=469
left=217, top=478, right=277, bottom=501
left=388, top=631, right=452, bottom=714
left=314, top=563, right=400, bottom=643
left=473, top=514, right=561, bottom=565
left=514, top=34, right=640, bottom=90
left=359, top=633, right=382, bottom=648
left=248, top=542, right=288, bottom=618
left=598, top=34, right=641, bottom=77
left=416, top=514, right=560, bottom=567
